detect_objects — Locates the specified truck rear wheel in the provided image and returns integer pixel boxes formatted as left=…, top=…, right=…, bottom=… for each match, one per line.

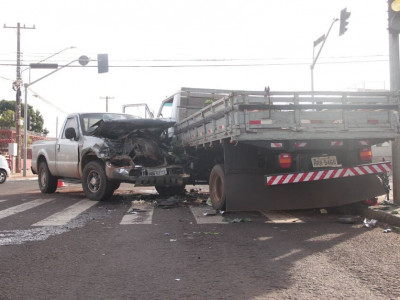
left=82, top=161, right=114, bottom=201
left=38, top=161, right=58, bottom=193
left=209, top=164, right=226, bottom=210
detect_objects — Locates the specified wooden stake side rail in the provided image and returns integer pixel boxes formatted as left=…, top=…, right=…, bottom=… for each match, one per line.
left=174, top=90, right=400, bottom=147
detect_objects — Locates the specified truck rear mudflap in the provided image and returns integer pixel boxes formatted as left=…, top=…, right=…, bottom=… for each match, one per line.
left=224, top=162, right=390, bottom=211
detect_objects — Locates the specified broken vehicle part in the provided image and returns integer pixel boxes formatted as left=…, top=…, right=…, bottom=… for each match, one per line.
left=363, top=218, right=378, bottom=228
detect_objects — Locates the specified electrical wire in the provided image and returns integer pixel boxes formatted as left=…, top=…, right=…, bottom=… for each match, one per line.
left=0, top=59, right=389, bottom=68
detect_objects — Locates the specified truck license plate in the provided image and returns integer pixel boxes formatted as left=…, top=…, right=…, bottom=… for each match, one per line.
left=311, top=156, right=340, bottom=168
left=147, top=168, right=167, bottom=176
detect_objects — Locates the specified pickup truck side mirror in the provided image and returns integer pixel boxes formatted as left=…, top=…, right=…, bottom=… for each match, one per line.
left=65, top=127, right=77, bottom=140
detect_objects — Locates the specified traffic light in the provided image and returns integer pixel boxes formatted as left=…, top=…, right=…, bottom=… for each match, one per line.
left=389, top=0, right=400, bottom=34
left=97, top=54, right=109, bottom=73
left=339, top=8, right=351, bottom=36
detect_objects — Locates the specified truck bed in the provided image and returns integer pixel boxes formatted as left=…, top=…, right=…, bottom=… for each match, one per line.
left=174, top=88, right=399, bottom=147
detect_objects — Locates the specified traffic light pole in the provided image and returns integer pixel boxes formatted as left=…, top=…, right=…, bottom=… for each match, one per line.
left=310, top=18, right=338, bottom=92
left=389, top=32, right=400, bottom=204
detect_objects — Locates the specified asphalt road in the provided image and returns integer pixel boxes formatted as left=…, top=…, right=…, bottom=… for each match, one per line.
left=0, top=180, right=399, bottom=300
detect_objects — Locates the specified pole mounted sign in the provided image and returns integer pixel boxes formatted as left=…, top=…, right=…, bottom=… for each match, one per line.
left=30, top=63, right=58, bottom=69
left=97, top=54, right=109, bottom=73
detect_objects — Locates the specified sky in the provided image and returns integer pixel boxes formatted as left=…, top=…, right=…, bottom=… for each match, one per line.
left=0, top=0, right=392, bottom=137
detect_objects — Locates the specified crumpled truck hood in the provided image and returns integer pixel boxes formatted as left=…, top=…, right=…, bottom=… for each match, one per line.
left=90, top=118, right=175, bottom=139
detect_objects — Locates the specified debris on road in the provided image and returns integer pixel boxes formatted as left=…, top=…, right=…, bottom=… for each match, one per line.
left=203, top=231, right=219, bottom=235
left=383, top=228, right=392, bottom=233
left=363, top=218, right=378, bottom=228
left=203, top=211, right=217, bottom=216
left=157, top=197, right=180, bottom=208
left=223, top=217, right=252, bottom=223
left=128, top=208, right=147, bottom=214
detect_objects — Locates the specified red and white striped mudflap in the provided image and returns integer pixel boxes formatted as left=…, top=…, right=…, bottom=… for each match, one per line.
left=266, top=162, right=391, bottom=186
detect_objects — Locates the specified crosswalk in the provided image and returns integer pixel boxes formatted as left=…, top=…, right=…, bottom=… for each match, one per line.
left=32, top=200, right=98, bottom=226
left=0, top=198, right=55, bottom=221
left=0, top=198, right=310, bottom=228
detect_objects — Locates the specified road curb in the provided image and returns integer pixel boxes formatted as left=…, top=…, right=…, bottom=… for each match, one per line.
left=8, top=175, right=37, bottom=182
left=363, top=206, right=400, bottom=228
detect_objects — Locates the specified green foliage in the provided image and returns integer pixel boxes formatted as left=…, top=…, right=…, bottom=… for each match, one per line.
left=0, top=109, right=14, bottom=127
left=0, top=100, right=48, bottom=135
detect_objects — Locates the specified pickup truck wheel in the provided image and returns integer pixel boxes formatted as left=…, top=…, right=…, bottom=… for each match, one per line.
left=209, top=164, right=226, bottom=210
left=82, top=161, right=114, bottom=201
left=38, top=161, right=58, bottom=193
left=0, top=170, right=7, bottom=184
left=155, top=185, right=186, bottom=196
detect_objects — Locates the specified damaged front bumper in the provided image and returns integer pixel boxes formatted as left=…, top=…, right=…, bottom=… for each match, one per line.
left=105, top=161, right=190, bottom=187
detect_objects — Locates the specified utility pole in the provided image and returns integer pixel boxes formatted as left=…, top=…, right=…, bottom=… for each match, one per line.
left=4, top=23, right=35, bottom=173
left=100, top=96, right=114, bottom=112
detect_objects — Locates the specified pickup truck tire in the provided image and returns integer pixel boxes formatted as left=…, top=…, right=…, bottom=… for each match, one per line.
left=209, top=164, right=226, bottom=210
left=155, top=185, right=186, bottom=196
left=82, top=161, right=114, bottom=201
left=38, top=161, right=58, bottom=193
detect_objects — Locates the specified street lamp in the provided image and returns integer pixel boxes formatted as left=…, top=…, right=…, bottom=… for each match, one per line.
left=310, top=18, right=338, bottom=93
left=310, top=8, right=350, bottom=93
left=22, top=55, right=89, bottom=176
left=20, top=46, right=75, bottom=176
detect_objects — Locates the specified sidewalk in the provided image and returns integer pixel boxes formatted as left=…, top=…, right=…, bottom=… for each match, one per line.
left=8, top=169, right=38, bottom=181
left=364, top=180, right=400, bottom=228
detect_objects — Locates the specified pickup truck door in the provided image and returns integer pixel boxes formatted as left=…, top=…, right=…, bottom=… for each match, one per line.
left=55, top=116, right=80, bottom=178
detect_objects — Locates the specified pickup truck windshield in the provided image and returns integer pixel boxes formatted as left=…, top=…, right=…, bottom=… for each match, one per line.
left=80, top=113, right=137, bottom=135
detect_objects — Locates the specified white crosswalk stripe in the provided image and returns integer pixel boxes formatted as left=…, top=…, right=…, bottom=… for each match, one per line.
left=32, top=200, right=98, bottom=226
left=189, top=206, right=227, bottom=224
left=0, top=197, right=309, bottom=227
left=120, top=202, right=154, bottom=225
left=0, top=198, right=55, bottom=220
left=260, top=210, right=304, bottom=224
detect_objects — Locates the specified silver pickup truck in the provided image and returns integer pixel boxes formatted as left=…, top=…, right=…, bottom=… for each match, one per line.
left=31, top=112, right=188, bottom=201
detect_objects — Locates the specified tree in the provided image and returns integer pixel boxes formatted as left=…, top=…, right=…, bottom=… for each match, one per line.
left=0, top=100, right=48, bottom=135
left=0, top=109, right=14, bottom=127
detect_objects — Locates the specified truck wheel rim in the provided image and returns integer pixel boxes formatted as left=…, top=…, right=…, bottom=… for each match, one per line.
left=87, top=170, right=100, bottom=193
left=40, top=169, right=47, bottom=187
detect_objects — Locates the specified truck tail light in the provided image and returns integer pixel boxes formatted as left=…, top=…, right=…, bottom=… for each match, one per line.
left=279, top=153, right=292, bottom=168
left=360, top=148, right=372, bottom=162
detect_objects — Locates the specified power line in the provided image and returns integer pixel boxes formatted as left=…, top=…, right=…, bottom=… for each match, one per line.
left=0, top=54, right=389, bottom=63
left=0, top=59, right=389, bottom=68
